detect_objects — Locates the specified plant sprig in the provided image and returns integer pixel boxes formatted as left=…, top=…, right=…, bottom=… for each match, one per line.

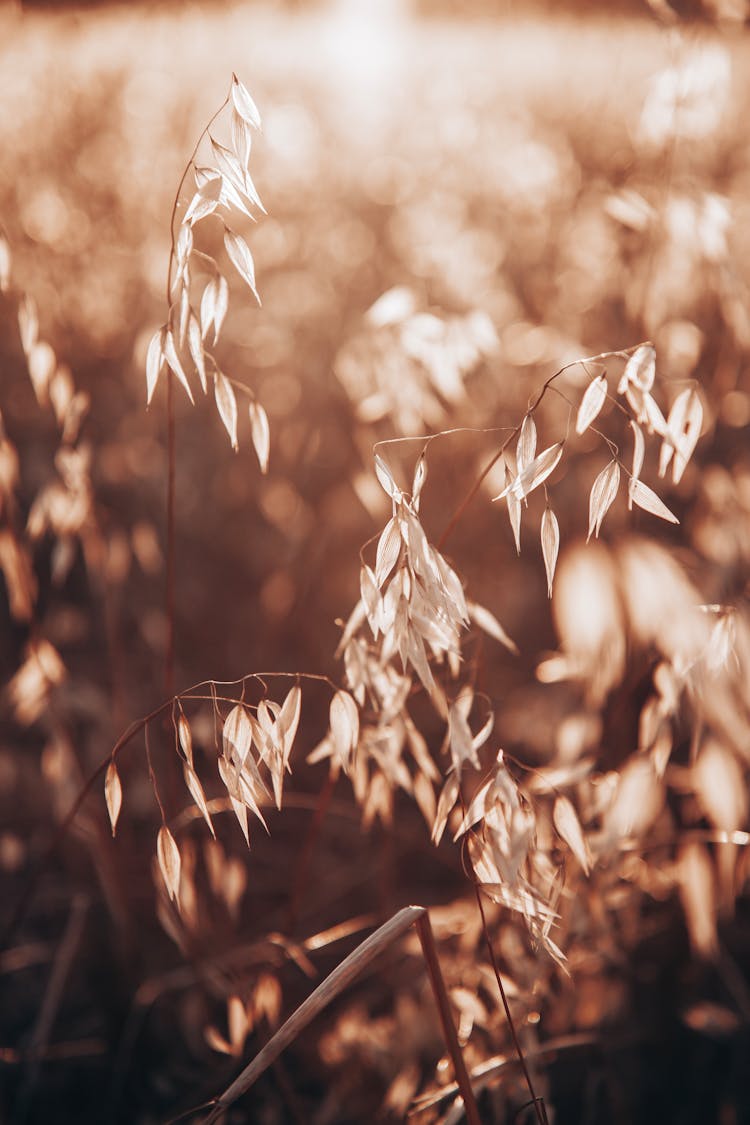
left=146, top=73, right=270, bottom=469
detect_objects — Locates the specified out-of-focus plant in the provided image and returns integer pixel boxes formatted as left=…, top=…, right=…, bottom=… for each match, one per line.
left=94, top=52, right=750, bottom=1121
left=4, top=14, right=750, bottom=1121
left=146, top=73, right=270, bottom=467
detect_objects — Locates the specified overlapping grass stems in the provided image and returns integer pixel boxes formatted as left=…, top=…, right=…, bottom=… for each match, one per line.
left=114, top=72, right=714, bottom=1121
left=3, top=33, right=750, bottom=1120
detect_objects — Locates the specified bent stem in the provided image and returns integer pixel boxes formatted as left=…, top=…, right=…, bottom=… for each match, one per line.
left=437, top=346, right=639, bottom=551
left=199, top=906, right=481, bottom=1125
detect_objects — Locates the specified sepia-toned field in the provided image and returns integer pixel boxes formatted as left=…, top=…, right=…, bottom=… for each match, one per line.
left=2, top=2, right=750, bottom=1122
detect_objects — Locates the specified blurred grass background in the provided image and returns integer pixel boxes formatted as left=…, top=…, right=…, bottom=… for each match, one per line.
left=2, top=1, right=750, bottom=1121
left=4, top=0, right=746, bottom=702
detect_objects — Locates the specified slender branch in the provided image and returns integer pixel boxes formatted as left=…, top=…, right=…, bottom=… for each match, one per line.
left=198, top=906, right=480, bottom=1125
left=144, top=724, right=167, bottom=825
left=437, top=346, right=641, bottom=550
left=165, top=97, right=230, bottom=301
left=165, top=369, right=176, bottom=699
left=162, top=92, right=230, bottom=703
left=414, top=911, right=482, bottom=1125
left=1, top=669, right=340, bottom=946
left=468, top=871, right=548, bottom=1125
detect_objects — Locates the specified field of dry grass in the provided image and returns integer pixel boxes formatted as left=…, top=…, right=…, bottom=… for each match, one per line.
left=2, top=3, right=750, bottom=1122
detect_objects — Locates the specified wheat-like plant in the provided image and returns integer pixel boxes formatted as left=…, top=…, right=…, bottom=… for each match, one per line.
left=3, top=24, right=750, bottom=1119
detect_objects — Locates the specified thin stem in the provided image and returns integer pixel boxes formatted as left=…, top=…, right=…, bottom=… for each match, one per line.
left=1, top=669, right=337, bottom=946
left=162, top=93, right=229, bottom=702
left=198, top=906, right=480, bottom=1125
left=144, top=724, right=167, bottom=825
left=437, top=346, right=642, bottom=550
left=415, top=912, right=482, bottom=1125
left=469, top=873, right=548, bottom=1125
left=165, top=369, right=176, bottom=700
left=165, top=97, right=229, bottom=300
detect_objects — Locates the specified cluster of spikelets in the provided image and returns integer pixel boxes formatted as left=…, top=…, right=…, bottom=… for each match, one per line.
left=301, top=332, right=709, bottom=962
left=0, top=226, right=95, bottom=727
left=493, top=341, right=703, bottom=585
left=105, top=75, right=717, bottom=962
left=145, top=73, right=270, bottom=469
left=1, top=29, right=749, bottom=1121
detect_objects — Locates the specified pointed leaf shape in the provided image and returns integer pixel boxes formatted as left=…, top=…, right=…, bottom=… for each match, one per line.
left=671, top=388, right=703, bottom=484
left=217, top=756, right=251, bottom=845
left=620, top=344, right=655, bottom=393
left=214, top=372, right=238, bottom=450
left=496, top=442, right=564, bottom=502
left=503, top=461, right=522, bottom=553
left=213, top=275, right=229, bottom=342
left=249, top=401, right=270, bottom=473
left=224, top=228, right=260, bottom=304
left=643, top=392, right=667, bottom=436
left=660, top=389, right=691, bottom=477
left=200, top=278, right=217, bottom=342
left=175, top=221, right=193, bottom=273
left=541, top=507, right=559, bottom=598
left=467, top=600, right=518, bottom=654
left=629, top=478, right=679, bottom=524
left=432, top=772, right=460, bottom=845
left=278, top=684, right=302, bottom=766
left=588, top=460, right=620, bottom=540
left=184, top=765, right=216, bottom=837
left=187, top=313, right=207, bottom=394
left=210, top=134, right=246, bottom=195
left=231, top=107, right=252, bottom=168
left=630, top=420, right=645, bottom=489
left=240, top=168, right=266, bottom=216
left=157, top=825, right=181, bottom=902
left=231, top=73, right=262, bottom=130
left=553, top=795, right=592, bottom=874
left=408, top=630, right=437, bottom=695
left=516, top=413, right=537, bottom=474
left=412, top=453, right=427, bottom=504
left=375, top=516, right=401, bottom=587
left=576, top=372, right=608, bottom=435
left=329, top=689, right=359, bottom=772
left=237, top=756, right=270, bottom=830
left=164, top=329, right=194, bottom=403
left=146, top=326, right=166, bottom=405
left=448, top=689, right=479, bottom=772
left=360, top=564, right=381, bottom=633
left=105, top=760, right=122, bottom=836
left=374, top=453, right=397, bottom=499
left=454, top=778, right=493, bottom=839
left=255, top=698, right=278, bottom=742
left=223, top=704, right=254, bottom=763
left=183, top=176, right=222, bottom=225
left=217, top=173, right=256, bottom=221
left=177, top=710, right=194, bottom=768
left=178, top=284, right=191, bottom=347
left=199, top=281, right=214, bottom=341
